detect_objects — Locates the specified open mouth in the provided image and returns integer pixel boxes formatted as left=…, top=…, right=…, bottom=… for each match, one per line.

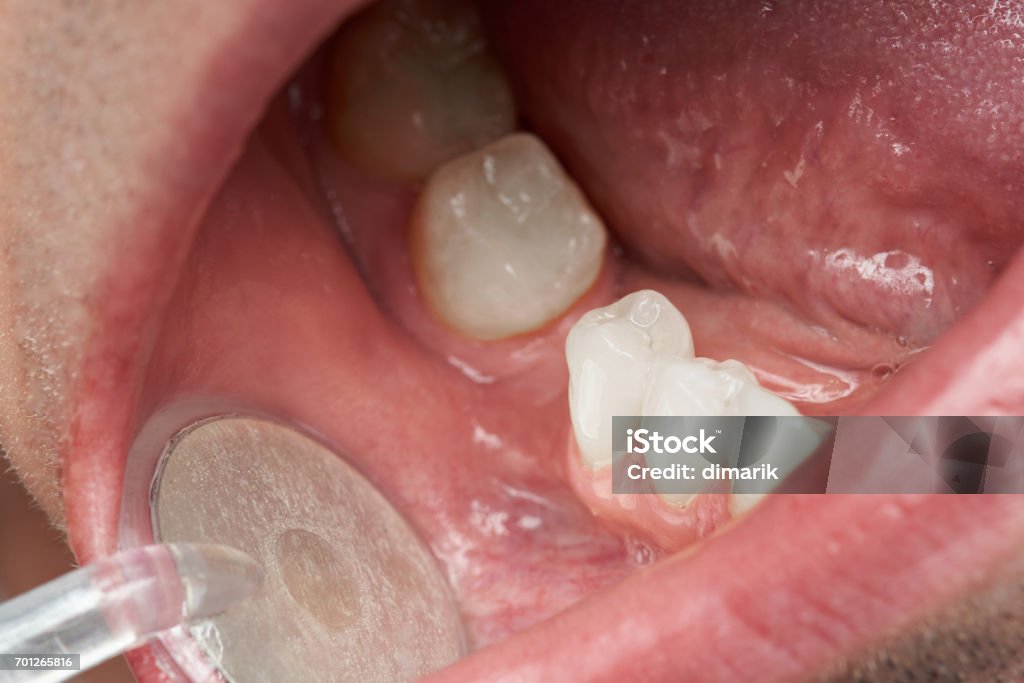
left=49, top=0, right=1024, bottom=680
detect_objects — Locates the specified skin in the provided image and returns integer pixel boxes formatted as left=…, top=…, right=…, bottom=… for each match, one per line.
left=0, top=0, right=358, bottom=524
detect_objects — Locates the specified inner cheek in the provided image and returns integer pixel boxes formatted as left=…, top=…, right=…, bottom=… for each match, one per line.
left=139, top=121, right=643, bottom=645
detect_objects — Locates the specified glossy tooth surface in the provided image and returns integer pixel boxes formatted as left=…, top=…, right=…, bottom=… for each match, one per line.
left=642, top=358, right=800, bottom=417
left=728, top=416, right=832, bottom=517
left=565, top=290, right=693, bottom=468
left=327, top=0, right=516, bottom=181
left=413, top=133, right=608, bottom=340
left=566, top=290, right=803, bottom=487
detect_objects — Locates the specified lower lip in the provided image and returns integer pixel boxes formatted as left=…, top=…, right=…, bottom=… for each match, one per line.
left=421, top=494, right=1024, bottom=683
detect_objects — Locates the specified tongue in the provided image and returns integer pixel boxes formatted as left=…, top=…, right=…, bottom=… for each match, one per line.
left=479, top=0, right=1024, bottom=411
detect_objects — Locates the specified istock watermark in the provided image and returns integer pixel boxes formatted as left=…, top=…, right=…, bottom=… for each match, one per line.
left=625, top=427, right=718, bottom=455
left=609, top=416, right=1024, bottom=495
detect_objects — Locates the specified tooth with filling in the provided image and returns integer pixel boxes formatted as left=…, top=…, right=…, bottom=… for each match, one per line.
left=566, top=290, right=817, bottom=511
left=327, top=0, right=517, bottom=181
left=412, top=133, right=608, bottom=340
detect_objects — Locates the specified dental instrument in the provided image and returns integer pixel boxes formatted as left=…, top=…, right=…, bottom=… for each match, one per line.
left=0, top=543, right=262, bottom=683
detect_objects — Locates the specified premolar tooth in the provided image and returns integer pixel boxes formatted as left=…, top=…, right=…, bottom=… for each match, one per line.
left=327, top=0, right=516, bottom=181
left=413, top=133, right=608, bottom=340
left=565, top=290, right=693, bottom=469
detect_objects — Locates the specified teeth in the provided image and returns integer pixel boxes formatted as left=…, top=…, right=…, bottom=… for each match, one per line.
left=327, top=0, right=516, bottom=181
left=642, top=357, right=799, bottom=417
left=566, top=290, right=800, bottom=478
left=565, top=290, right=694, bottom=469
left=412, top=133, right=608, bottom=340
left=727, top=416, right=832, bottom=516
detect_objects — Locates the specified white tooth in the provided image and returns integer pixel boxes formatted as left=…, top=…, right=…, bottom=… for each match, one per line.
left=642, top=357, right=800, bottom=418
left=412, top=133, right=608, bottom=340
left=565, top=290, right=693, bottom=468
left=728, top=416, right=832, bottom=518
left=730, top=493, right=766, bottom=516
left=566, top=289, right=809, bottom=518
left=641, top=357, right=799, bottom=509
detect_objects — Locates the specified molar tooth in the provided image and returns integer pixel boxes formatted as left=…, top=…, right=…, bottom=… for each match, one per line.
left=730, top=493, right=767, bottom=517
left=640, top=356, right=800, bottom=509
left=642, top=355, right=823, bottom=513
left=642, top=357, right=800, bottom=418
left=413, top=133, right=608, bottom=340
left=728, top=416, right=832, bottom=518
left=327, top=0, right=516, bottom=181
left=567, top=288, right=813, bottom=520
left=565, top=290, right=693, bottom=469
